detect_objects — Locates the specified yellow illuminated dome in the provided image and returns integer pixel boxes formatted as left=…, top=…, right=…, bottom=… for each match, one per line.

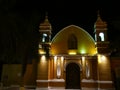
left=51, top=25, right=97, bottom=55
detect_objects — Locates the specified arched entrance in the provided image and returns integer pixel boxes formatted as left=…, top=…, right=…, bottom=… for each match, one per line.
left=65, top=63, right=80, bottom=89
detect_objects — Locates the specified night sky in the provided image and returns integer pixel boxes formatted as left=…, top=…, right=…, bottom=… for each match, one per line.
left=0, top=0, right=120, bottom=63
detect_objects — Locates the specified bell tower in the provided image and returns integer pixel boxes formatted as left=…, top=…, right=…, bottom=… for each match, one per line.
left=94, top=11, right=109, bottom=54
left=37, top=13, right=52, bottom=89
left=38, top=13, right=52, bottom=57
left=94, top=11, right=114, bottom=89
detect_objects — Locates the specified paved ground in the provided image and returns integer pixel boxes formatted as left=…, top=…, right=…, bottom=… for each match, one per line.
left=0, top=87, right=81, bottom=90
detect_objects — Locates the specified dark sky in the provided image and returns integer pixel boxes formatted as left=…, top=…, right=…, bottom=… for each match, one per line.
left=0, top=0, right=120, bottom=63
left=1, top=0, right=120, bottom=36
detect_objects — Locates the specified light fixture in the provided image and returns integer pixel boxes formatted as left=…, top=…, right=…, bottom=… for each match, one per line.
left=68, top=50, right=77, bottom=55
left=54, top=56, right=57, bottom=61
left=57, top=62, right=61, bottom=79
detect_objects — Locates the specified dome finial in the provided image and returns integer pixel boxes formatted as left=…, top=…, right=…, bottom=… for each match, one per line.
left=97, top=10, right=100, bottom=17
left=39, top=11, right=52, bottom=31
left=45, top=12, right=48, bottom=16
left=45, top=12, right=48, bottom=20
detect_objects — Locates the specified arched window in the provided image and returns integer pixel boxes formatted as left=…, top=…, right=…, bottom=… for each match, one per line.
left=42, top=33, right=48, bottom=42
left=99, top=32, right=104, bottom=41
left=68, top=34, right=77, bottom=49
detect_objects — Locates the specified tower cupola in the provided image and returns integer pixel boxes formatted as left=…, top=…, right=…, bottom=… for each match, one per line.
left=94, top=11, right=110, bottom=54
left=94, top=11, right=108, bottom=42
left=38, top=14, right=52, bottom=57
left=39, top=14, right=52, bottom=43
left=39, top=15, right=52, bottom=32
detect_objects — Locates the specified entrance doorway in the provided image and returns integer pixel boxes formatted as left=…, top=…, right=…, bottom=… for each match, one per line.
left=65, top=63, right=80, bottom=89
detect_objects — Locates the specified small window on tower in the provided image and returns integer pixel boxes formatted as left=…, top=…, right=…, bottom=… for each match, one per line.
left=68, top=34, right=77, bottom=49
left=99, top=32, right=104, bottom=41
left=42, top=33, right=47, bottom=42
left=39, top=44, right=42, bottom=48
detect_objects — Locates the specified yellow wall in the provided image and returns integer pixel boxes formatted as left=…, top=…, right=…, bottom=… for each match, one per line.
left=37, top=55, right=48, bottom=80
left=51, top=25, right=96, bottom=55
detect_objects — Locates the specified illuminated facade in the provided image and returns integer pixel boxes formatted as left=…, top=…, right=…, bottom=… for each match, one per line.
left=36, top=13, right=115, bottom=90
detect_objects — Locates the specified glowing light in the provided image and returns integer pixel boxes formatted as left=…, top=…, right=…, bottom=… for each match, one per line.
left=101, top=55, right=106, bottom=61
left=57, top=64, right=61, bottom=78
left=41, top=55, right=46, bottom=62
left=68, top=50, right=77, bottom=55
left=99, top=32, right=104, bottom=41
left=38, top=49, right=46, bottom=54
left=42, top=33, right=48, bottom=42
left=98, top=55, right=106, bottom=63
left=86, top=62, right=90, bottom=78
left=82, top=56, right=85, bottom=68
left=98, top=55, right=101, bottom=63
left=82, top=56, right=85, bottom=61
left=43, top=33, right=47, bottom=37
left=39, top=44, right=42, bottom=48
left=80, top=49, right=86, bottom=54
left=82, top=56, right=85, bottom=65
left=54, top=56, right=57, bottom=61
left=61, top=56, right=64, bottom=61
left=69, top=52, right=76, bottom=55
